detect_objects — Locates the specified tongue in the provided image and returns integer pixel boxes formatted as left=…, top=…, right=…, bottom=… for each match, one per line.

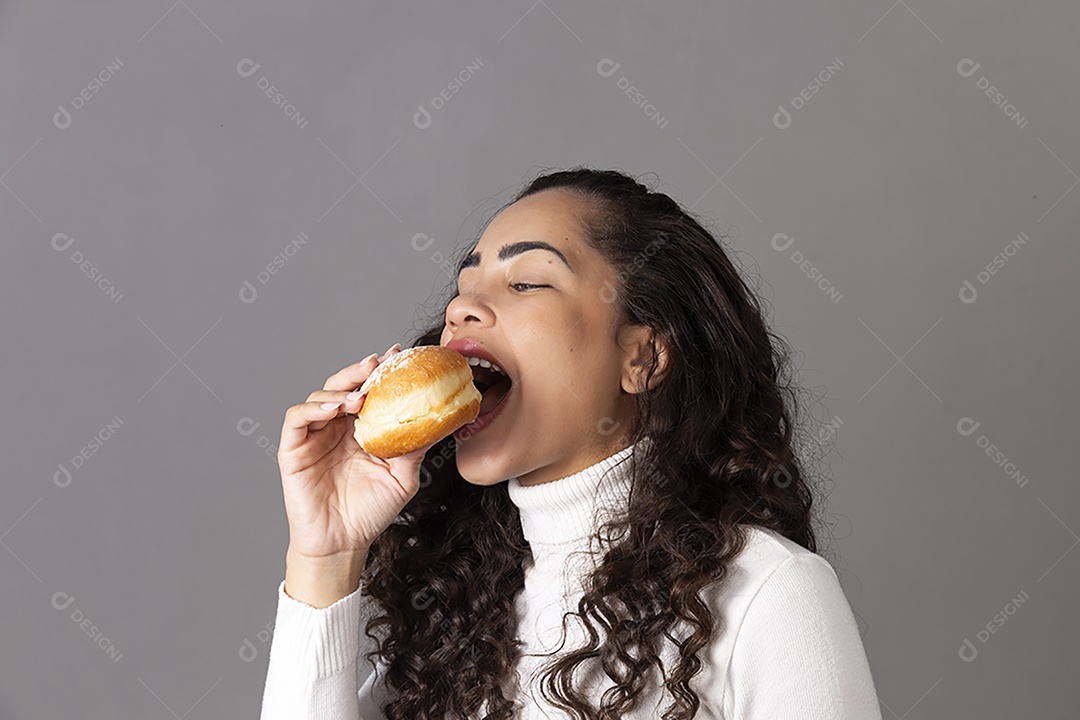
left=479, top=377, right=511, bottom=414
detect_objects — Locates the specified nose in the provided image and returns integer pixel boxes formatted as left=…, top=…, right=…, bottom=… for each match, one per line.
left=445, top=286, right=494, bottom=330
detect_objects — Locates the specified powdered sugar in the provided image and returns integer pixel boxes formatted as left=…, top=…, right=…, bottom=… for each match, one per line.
left=357, top=345, right=433, bottom=395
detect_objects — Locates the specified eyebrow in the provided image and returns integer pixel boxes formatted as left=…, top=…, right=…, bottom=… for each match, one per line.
left=457, top=240, right=575, bottom=276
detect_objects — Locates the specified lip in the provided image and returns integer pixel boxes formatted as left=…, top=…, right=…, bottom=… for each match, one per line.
left=444, top=337, right=514, bottom=380
left=454, top=382, right=512, bottom=441
left=445, top=336, right=515, bottom=441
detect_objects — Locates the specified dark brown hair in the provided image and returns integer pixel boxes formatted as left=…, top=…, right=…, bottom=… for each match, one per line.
left=359, top=167, right=828, bottom=719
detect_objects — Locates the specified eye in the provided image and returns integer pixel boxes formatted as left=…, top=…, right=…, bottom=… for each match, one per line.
left=510, top=282, right=549, bottom=292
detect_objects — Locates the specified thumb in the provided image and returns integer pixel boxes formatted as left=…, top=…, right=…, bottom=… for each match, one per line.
left=386, top=441, right=436, bottom=483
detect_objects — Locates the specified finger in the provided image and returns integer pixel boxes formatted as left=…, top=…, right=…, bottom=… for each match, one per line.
left=279, top=400, right=347, bottom=456
left=397, top=441, right=435, bottom=463
left=386, top=440, right=436, bottom=475
left=305, top=388, right=368, bottom=416
left=378, top=442, right=434, bottom=497
left=322, top=343, right=402, bottom=392
left=322, top=353, right=379, bottom=392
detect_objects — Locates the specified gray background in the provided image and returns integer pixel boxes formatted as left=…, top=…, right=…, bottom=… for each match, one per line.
left=2, top=1, right=1077, bottom=718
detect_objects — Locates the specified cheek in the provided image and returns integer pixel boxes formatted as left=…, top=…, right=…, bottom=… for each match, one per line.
left=509, top=303, right=611, bottom=399
left=541, top=335, right=607, bottom=400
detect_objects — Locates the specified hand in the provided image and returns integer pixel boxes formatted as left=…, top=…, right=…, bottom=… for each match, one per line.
left=276, top=343, right=435, bottom=562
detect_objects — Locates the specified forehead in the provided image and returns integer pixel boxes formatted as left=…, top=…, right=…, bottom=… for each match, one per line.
left=475, top=189, right=589, bottom=255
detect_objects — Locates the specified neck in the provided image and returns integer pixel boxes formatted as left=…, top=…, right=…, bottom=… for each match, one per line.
left=506, top=441, right=645, bottom=547
left=515, top=443, right=634, bottom=487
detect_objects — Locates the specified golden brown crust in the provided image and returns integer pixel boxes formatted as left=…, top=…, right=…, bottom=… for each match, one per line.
left=358, top=392, right=480, bottom=458
left=353, top=345, right=481, bottom=458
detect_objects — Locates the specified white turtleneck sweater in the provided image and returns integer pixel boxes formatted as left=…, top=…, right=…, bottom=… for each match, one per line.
left=260, top=443, right=883, bottom=719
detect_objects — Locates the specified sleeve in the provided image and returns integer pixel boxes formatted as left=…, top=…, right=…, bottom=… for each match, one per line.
left=724, top=554, right=884, bottom=720
left=259, top=579, right=388, bottom=720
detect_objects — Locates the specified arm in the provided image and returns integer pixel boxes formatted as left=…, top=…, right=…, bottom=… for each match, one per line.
left=725, top=554, right=884, bottom=719
left=259, top=579, right=367, bottom=720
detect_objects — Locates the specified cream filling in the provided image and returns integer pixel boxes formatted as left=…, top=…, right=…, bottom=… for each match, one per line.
left=357, top=371, right=482, bottom=442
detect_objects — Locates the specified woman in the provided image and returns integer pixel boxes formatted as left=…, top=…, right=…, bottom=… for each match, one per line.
left=261, top=168, right=883, bottom=719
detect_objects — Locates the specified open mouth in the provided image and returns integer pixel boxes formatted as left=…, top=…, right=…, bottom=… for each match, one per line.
left=467, top=358, right=513, bottom=415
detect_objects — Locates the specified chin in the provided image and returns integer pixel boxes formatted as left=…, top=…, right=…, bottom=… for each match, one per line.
left=455, top=466, right=509, bottom=487
left=454, top=444, right=516, bottom=486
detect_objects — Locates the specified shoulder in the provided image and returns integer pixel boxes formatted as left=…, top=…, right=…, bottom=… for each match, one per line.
left=689, top=525, right=881, bottom=718
left=685, top=528, right=823, bottom=702
left=732, top=524, right=824, bottom=567
left=708, top=524, right=840, bottom=641
left=708, top=526, right=833, bottom=626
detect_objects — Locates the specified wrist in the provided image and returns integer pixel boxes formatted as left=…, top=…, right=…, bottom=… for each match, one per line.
left=284, top=545, right=369, bottom=609
left=286, top=543, right=369, bottom=567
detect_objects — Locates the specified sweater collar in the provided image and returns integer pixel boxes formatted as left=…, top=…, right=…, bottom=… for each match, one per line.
left=506, top=441, right=643, bottom=548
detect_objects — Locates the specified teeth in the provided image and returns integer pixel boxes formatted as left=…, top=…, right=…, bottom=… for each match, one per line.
left=466, top=355, right=505, bottom=376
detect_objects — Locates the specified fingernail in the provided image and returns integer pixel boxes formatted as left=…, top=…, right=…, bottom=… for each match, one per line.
left=378, top=343, right=401, bottom=361
left=346, top=390, right=363, bottom=401
left=359, top=353, right=377, bottom=366
left=320, top=401, right=342, bottom=411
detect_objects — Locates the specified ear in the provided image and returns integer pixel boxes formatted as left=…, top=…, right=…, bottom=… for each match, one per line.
left=618, top=323, right=671, bottom=394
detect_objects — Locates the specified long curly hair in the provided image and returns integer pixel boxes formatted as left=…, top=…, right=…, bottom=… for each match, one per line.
left=359, top=167, right=831, bottom=719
